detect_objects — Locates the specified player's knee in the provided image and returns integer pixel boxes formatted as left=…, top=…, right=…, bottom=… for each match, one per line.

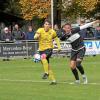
left=70, top=62, right=76, bottom=69
left=70, top=65, right=76, bottom=69
left=41, top=54, right=47, bottom=59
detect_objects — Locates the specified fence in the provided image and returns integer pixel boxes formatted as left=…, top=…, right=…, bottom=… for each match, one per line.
left=0, top=40, right=100, bottom=59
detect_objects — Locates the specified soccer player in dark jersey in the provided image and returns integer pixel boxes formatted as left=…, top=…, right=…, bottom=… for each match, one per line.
left=60, top=20, right=100, bottom=84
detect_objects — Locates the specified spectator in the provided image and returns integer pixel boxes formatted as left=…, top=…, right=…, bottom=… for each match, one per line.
left=54, top=24, right=59, bottom=31
left=1, top=27, right=12, bottom=42
left=86, top=27, right=95, bottom=39
left=26, top=26, right=35, bottom=40
left=54, top=24, right=61, bottom=38
left=79, top=19, right=87, bottom=39
left=12, top=24, right=25, bottom=40
left=94, top=26, right=100, bottom=39
left=0, top=22, right=5, bottom=40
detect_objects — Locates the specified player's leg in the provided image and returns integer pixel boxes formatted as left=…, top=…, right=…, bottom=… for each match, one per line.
left=48, top=64, right=56, bottom=85
left=40, top=52, right=49, bottom=79
left=70, top=51, right=80, bottom=83
left=70, top=60, right=80, bottom=83
left=46, top=49, right=57, bottom=85
left=76, top=48, right=88, bottom=84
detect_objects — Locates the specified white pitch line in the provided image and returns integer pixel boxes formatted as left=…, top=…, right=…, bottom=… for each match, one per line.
left=59, top=81, right=100, bottom=85
left=0, top=79, right=100, bottom=85
left=0, top=79, right=49, bottom=83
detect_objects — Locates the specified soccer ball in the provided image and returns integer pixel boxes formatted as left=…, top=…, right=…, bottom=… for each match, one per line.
left=33, top=53, right=41, bottom=62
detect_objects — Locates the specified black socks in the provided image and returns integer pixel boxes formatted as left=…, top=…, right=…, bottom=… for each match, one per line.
left=77, top=65, right=84, bottom=75
left=71, top=68, right=79, bottom=80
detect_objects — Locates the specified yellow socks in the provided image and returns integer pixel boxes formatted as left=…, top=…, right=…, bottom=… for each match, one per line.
left=41, top=59, right=49, bottom=74
left=49, top=70, right=56, bottom=82
left=41, top=59, right=56, bottom=82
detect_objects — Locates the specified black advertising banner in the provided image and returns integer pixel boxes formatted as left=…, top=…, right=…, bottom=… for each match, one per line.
left=0, top=41, right=38, bottom=58
left=0, top=40, right=99, bottom=58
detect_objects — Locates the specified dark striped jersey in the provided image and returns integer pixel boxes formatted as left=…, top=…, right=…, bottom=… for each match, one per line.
left=60, top=27, right=85, bottom=51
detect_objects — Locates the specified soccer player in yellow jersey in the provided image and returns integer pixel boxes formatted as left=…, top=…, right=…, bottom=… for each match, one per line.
left=34, top=20, right=61, bottom=85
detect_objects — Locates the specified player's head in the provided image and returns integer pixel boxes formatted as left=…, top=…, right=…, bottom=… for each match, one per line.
left=43, top=20, right=51, bottom=32
left=63, top=23, right=72, bottom=34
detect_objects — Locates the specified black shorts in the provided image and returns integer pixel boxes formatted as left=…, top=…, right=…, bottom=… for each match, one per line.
left=39, top=49, right=53, bottom=63
left=70, top=47, right=86, bottom=61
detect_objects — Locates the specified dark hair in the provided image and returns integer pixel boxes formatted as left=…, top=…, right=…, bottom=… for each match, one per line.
left=44, top=19, right=51, bottom=25
left=63, top=23, right=71, bottom=28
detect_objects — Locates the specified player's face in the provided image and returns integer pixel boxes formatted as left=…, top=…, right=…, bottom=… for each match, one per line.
left=44, top=22, right=51, bottom=32
left=63, top=25, right=72, bottom=34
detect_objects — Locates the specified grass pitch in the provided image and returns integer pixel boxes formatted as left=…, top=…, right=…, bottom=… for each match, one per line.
left=0, top=56, right=100, bottom=100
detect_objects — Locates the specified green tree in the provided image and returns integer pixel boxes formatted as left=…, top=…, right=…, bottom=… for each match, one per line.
left=62, top=0, right=99, bottom=21
left=4, top=0, right=21, bottom=17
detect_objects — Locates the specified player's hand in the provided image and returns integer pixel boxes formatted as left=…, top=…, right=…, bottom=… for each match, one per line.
left=57, top=48, right=61, bottom=53
left=34, top=33, right=40, bottom=39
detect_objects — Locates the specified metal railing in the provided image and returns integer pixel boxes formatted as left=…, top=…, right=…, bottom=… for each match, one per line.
left=0, top=40, right=100, bottom=59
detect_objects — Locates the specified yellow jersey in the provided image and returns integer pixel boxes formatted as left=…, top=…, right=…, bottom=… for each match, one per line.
left=36, top=28, right=57, bottom=51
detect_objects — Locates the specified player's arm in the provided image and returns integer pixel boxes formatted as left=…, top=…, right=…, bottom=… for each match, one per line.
left=34, top=28, right=41, bottom=39
left=54, top=36, right=61, bottom=51
left=52, top=29, right=61, bottom=51
left=34, top=32, right=40, bottom=39
left=80, top=20, right=100, bottom=30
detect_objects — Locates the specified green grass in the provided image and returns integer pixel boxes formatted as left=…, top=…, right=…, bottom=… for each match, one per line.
left=0, top=56, right=100, bottom=100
